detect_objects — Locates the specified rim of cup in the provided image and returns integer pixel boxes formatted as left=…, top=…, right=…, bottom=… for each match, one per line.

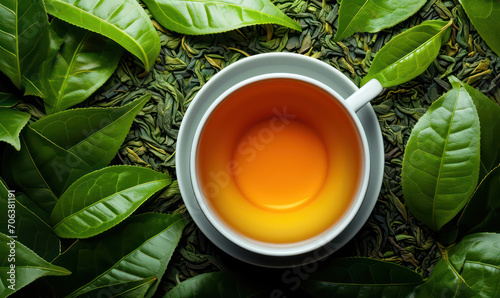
left=189, top=73, right=371, bottom=256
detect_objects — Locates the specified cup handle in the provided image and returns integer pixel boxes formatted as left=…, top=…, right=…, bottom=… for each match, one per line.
left=345, top=79, right=383, bottom=112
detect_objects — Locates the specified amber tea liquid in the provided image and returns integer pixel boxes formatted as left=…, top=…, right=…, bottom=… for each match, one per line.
left=196, top=78, right=364, bottom=243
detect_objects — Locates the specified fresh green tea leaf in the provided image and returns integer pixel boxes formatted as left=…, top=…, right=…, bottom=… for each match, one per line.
left=2, top=127, right=93, bottom=214
left=43, top=19, right=123, bottom=114
left=79, top=277, right=157, bottom=298
left=3, top=96, right=149, bottom=214
left=44, top=0, right=161, bottom=71
left=460, top=0, right=500, bottom=56
left=0, top=232, right=70, bottom=297
left=0, top=178, right=8, bottom=199
left=334, top=0, right=427, bottom=41
left=22, top=26, right=65, bottom=100
left=164, top=271, right=272, bottom=298
left=50, top=166, right=172, bottom=238
left=0, top=0, right=50, bottom=93
left=402, top=85, right=481, bottom=231
left=142, top=0, right=301, bottom=35
left=458, top=166, right=500, bottom=234
left=415, top=233, right=500, bottom=297
left=50, top=213, right=188, bottom=298
left=441, top=77, right=500, bottom=235
left=449, top=77, right=500, bottom=179
left=362, top=20, right=452, bottom=87
left=14, top=193, right=51, bottom=223
left=0, top=23, right=62, bottom=101
left=0, top=108, right=30, bottom=150
left=301, top=258, right=423, bottom=297
left=32, top=94, right=150, bottom=169
left=0, top=193, right=61, bottom=262
left=0, top=277, right=4, bottom=297
left=0, top=73, right=23, bottom=107
left=0, top=92, right=19, bottom=108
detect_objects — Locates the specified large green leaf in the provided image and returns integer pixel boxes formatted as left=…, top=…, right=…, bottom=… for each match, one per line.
left=3, top=96, right=149, bottom=214
left=15, top=193, right=51, bottom=223
left=0, top=94, right=19, bottom=108
left=164, top=272, right=271, bottom=298
left=0, top=192, right=60, bottom=262
left=301, top=258, right=423, bottom=297
left=0, top=108, right=30, bottom=150
left=0, top=232, right=70, bottom=298
left=334, top=0, right=427, bottom=41
left=0, top=0, right=50, bottom=92
left=402, top=84, right=481, bottom=231
left=142, top=0, right=301, bottom=35
left=457, top=166, right=500, bottom=234
left=22, top=26, right=65, bottom=99
left=438, top=77, right=500, bottom=236
left=50, top=213, right=188, bottom=298
left=0, top=90, right=19, bottom=108
left=3, top=127, right=93, bottom=214
left=32, top=94, right=150, bottom=169
left=445, top=78, right=500, bottom=236
left=415, top=233, right=500, bottom=297
left=362, top=20, right=452, bottom=87
left=50, top=166, right=171, bottom=238
left=460, top=0, right=500, bottom=56
left=449, top=77, right=500, bottom=179
left=43, top=19, right=123, bottom=114
left=44, top=0, right=160, bottom=71
left=0, top=178, right=8, bottom=198
left=80, top=277, right=157, bottom=298
left=0, top=73, right=21, bottom=108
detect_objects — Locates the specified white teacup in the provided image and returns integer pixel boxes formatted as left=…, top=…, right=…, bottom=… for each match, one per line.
left=185, top=68, right=383, bottom=257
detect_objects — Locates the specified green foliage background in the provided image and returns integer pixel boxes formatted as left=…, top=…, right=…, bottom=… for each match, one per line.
left=89, top=0, right=497, bottom=294
left=2, top=0, right=499, bottom=296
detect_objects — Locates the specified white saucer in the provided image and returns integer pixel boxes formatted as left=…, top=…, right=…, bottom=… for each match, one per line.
left=176, top=53, right=384, bottom=268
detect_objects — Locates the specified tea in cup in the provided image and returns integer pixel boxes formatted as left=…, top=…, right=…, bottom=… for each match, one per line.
left=189, top=72, right=382, bottom=256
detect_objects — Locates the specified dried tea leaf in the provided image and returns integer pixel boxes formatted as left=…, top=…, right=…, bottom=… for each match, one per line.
left=460, top=0, right=500, bottom=56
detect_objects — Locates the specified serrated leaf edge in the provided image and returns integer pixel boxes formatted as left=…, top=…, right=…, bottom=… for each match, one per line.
left=144, top=0, right=301, bottom=35
left=45, top=0, right=156, bottom=70
left=363, top=19, right=452, bottom=85
left=66, top=215, right=187, bottom=297
left=51, top=165, right=171, bottom=234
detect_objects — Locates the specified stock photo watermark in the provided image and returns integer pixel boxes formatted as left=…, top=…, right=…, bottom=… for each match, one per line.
left=49, top=118, right=112, bottom=183
left=6, top=189, right=16, bottom=291
left=193, top=104, right=346, bottom=297
left=269, top=241, right=343, bottom=297
left=203, top=106, right=296, bottom=198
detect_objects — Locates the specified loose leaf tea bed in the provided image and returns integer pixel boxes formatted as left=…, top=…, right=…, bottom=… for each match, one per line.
left=4, top=0, right=499, bottom=296
left=82, top=0, right=500, bottom=294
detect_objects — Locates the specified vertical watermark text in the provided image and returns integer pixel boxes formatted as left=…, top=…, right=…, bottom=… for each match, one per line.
left=203, top=106, right=296, bottom=198
left=6, top=190, right=16, bottom=291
